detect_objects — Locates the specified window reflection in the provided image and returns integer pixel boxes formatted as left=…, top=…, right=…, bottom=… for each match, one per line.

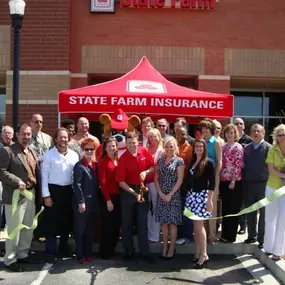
left=232, top=91, right=263, bottom=116
left=264, top=92, right=285, bottom=117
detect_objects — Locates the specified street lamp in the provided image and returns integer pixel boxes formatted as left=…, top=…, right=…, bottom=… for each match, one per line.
left=9, top=0, right=25, bottom=138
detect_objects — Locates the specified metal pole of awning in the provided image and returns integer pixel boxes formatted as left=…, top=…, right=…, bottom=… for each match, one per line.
left=58, top=112, right=61, bottom=128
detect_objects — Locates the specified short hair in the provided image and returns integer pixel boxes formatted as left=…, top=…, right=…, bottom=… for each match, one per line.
left=18, top=123, right=31, bottom=134
left=157, top=118, right=168, bottom=125
left=30, top=113, right=43, bottom=120
left=163, top=136, right=179, bottom=155
left=199, top=118, right=215, bottom=135
left=80, top=138, right=98, bottom=151
left=223, top=124, right=239, bottom=142
left=146, top=128, right=163, bottom=148
left=53, top=127, right=69, bottom=144
left=2, top=125, right=14, bottom=134
left=61, top=119, right=75, bottom=128
left=251, top=124, right=265, bottom=133
left=126, top=132, right=138, bottom=140
left=174, top=117, right=187, bottom=127
left=141, top=117, right=154, bottom=128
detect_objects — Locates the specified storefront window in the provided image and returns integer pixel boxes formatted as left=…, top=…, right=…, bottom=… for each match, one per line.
left=232, top=91, right=263, bottom=117
left=264, top=92, right=285, bottom=117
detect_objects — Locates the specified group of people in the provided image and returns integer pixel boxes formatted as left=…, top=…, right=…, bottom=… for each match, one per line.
left=0, top=113, right=285, bottom=273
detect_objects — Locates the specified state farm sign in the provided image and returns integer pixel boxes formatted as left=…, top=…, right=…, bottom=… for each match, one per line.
left=120, top=0, right=214, bottom=9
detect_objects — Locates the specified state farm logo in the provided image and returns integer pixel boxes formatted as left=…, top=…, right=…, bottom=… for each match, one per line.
left=127, top=80, right=167, bottom=93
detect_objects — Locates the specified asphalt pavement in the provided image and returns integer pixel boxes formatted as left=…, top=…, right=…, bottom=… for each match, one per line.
left=0, top=253, right=265, bottom=285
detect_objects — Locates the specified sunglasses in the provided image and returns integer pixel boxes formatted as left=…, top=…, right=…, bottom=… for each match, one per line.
left=277, top=134, right=285, bottom=137
left=33, top=120, right=43, bottom=124
left=234, top=122, right=243, bottom=125
left=158, top=125, right=166, bottom=127
left=84, top=148, right=95, bottom=152
left=216, top=127, right=221, bottom=130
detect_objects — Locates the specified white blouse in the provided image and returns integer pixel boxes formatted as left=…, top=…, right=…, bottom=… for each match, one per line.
left=41, top=147, right=79, bottom=198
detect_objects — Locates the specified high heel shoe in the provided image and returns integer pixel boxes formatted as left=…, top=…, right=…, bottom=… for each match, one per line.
left=193, top=256, right=199, bottom=263
left=165, top=250, right=176, bottom=260
left=194, top=257, right=209, bottom=269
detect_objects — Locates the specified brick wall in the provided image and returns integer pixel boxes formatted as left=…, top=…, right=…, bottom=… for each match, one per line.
left=5, top=104, right=59, bottom=136
left=0, top=25, right=10, bottom=83
left=0, top=0, right=71, bottom=71
left=198, top=78, right=230, bottom=94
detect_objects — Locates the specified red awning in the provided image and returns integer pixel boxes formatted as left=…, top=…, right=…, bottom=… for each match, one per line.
left=58, top=57, right=233, bottom=118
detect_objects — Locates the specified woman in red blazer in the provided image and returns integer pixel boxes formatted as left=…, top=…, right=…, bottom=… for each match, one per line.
left=98, top=137, right=121, bottom=259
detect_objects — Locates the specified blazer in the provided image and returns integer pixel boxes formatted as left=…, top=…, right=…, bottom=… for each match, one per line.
left=0, top=143, right=41, bottom=205
left=73, top=159, right=99, bottom=212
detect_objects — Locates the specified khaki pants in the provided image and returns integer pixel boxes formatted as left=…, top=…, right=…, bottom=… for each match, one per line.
left=205, top=189, right=218, bottom=241
left=4, top=191, right=35, bottom=266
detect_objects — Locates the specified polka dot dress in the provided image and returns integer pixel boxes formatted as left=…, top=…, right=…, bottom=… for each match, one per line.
left=185, top=168, right=212, bottom=218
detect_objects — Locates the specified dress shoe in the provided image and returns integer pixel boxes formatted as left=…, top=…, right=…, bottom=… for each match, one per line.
left=0, top=249, right=5, bottom=257
left=165, top=250, right=176, bottom=260
left=45, top=254, right=57, bottom=264
left=18, top=256, right=39, bottom=264
left=5, top=262, right=23, bottom=272
left=244, top=237, right=257, bottom=244
left=258, top=242, right=264, bottom=249
left=140, top=255, right=156, bottom=264
left=218, top=237, right=234, bottom=243
left=78, top=258, right=87, bottom=264
left=272, top=255, right=281, bottom=261
left=194, top=256, right=209, bottom=270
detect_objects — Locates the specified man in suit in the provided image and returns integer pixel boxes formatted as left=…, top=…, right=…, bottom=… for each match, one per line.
left=29, top=113, right=53, bottom=160
left=0, top=126, right=15, bottom=256
left=0, top=124, right=40, bottom=272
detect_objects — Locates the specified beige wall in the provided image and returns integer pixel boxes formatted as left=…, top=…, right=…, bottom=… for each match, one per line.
left=0, top=25, right=10, bottom=84
left=225, top=48, right=285, bottom=78
left=6, top=71, right=70, bottom=101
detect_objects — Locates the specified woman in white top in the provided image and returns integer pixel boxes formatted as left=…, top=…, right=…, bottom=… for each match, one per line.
left=41, top=127, right=79, bottom=264
left=145, top=128, right=163, bottom=242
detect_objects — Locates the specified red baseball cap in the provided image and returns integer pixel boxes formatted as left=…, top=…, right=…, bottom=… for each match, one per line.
left=111, top=109, right=129, bottom=130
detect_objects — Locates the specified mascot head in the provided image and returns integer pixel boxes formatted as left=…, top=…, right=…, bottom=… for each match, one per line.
left=100, top=109, right=141, bottom=157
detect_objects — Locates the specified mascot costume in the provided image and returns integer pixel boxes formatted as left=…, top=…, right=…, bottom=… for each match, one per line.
left=98, top=108, right=141, bottom=157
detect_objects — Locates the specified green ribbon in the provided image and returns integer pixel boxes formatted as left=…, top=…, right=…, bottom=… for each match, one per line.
left=4, top=189, right=44, bottom=240
left=184, top=184, right=285, bottom=221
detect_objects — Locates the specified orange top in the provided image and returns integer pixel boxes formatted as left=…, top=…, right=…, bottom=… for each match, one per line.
left=177, top=141, right=193, bottom=176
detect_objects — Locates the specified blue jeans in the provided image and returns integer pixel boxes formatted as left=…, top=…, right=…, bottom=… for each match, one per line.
left=178, top=194, right=193, bottom=241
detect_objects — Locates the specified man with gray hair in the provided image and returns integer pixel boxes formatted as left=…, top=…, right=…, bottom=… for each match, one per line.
left=29, top=113, right=53, bottom=160
left=243, top=124, right=271, bottom=248
left=0, top=126, right=14, bottom=256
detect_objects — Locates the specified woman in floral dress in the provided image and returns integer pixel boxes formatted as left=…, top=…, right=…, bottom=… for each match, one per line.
left=219, top=124, right=243, bottom=243
left=155, top=137, right=184, bottom=259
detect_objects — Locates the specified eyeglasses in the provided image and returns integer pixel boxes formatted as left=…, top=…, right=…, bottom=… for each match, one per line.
left=84, top=148, right=95, bottom=152
left=234, top=122, right=243, bottom=125
left=216, top=127, right=221, bottom=130
left=277, top=134, right=285, bottom=137
left=33, top=120, right=43, bottom=124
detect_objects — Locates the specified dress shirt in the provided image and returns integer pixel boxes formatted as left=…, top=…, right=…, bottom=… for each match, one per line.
left=253, top=139, right=264, bottom=150
left=41, top=146, right=79, bottom=197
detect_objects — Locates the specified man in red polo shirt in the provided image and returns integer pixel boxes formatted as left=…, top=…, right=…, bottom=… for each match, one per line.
left=116, top=132, right=155, bottom=263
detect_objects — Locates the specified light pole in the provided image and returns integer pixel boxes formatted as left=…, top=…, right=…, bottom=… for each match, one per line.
left=9, top=0, right=25, bottom=138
